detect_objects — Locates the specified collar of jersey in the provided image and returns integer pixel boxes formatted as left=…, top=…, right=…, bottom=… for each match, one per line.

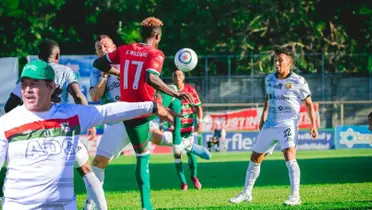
left=275, top=71, right=292, bottom=79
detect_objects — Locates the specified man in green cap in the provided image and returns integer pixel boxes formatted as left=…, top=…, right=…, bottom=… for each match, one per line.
left=0, top=60, right=177, bottom=210
left=4, top=40, right=106, bottom=210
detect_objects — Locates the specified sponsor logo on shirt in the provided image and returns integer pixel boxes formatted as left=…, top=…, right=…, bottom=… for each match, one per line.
left=269, top=106, right=292, bottom=113
left=268, top=83, right=283, bottom=89
left=107, top=81, right=120, bottom=91
left=268, top=94, right=290, bottom=101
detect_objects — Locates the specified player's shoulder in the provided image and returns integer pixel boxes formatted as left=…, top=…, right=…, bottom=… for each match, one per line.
left=149, top=47, right=164, bottom=57
left=265, top=73, right=276, bottom=82
left=49, top=63, right=74, bottom=74
left=184, top=83, right=197, bottom=91
left=289, top=72, right=307, bottom=84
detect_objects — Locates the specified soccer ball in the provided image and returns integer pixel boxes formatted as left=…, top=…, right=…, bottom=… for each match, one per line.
left=174, top=48, right=198, bottom=72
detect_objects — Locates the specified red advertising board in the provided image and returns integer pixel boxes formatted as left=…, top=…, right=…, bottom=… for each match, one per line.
left=203, top=103, right=319, bottom=132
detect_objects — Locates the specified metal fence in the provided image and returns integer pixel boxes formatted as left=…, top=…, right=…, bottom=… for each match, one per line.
left=162, top=53, right=372, bottom=103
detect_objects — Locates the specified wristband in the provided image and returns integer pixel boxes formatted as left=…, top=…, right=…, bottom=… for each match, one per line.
left=152, top=102, right=158, bottom=113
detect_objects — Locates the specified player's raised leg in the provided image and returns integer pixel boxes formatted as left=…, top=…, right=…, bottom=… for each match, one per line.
left=85, top=122, right=129, bottom=209
left=75, top=140, right=107, bottom=210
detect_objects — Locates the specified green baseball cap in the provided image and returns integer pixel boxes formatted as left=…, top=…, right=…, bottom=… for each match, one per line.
left=20, top=60, right=55, bottom=81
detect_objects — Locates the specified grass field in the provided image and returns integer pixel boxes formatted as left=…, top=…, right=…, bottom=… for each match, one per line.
left=1, top=149, right=371, bottom=209
left=71, top=149, right=372, bottom=209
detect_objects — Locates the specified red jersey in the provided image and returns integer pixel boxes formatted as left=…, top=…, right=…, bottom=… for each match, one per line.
left=179, top=84, right=202, bottom=134
left=106, top=43, right=164, bottom=103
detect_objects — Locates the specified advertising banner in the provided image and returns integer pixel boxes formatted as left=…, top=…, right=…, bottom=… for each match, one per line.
left=202, top=129, right=334, bottom=152
left=0, top=57, right=19, bottom=117
left=203, top=104, right=320, bottom=132
left=335, top=125, right=372, bottom=149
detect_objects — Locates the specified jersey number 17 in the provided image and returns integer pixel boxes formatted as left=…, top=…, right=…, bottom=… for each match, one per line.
left=123, top=60, right=144, bottom=90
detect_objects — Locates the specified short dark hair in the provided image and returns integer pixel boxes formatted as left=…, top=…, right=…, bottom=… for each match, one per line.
left=38, top=39, right=59, bottom=61
left=141, top=17, right=163, bottom=39
left=95, top=34, right=112, bottom=42
left=274, top=46, right=295, bottom=66
left=368, top=112, right=372, bottom=120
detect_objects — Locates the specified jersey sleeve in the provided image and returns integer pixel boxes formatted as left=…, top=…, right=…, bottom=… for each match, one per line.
left=0, top=123, right=9, bottom=172
left=190, top=86, right=202, bottom=106
left=89, top=69, right=101, bottom=89
left=106, top=46, right=122, bottom=64
left=146, top=51, right=165, bottom=76
left=12, top=82, right=22, bottom=99
left=65, top=68, right=79, bottom=87
left=298, top=77, right=311, bottom=100
left=75, top=102, right=154, bottom=131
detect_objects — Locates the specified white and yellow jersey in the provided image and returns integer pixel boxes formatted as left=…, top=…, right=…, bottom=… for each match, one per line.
left=264, top=72, right=311, bottom=128
left=0, top=102, right=154, bottom=209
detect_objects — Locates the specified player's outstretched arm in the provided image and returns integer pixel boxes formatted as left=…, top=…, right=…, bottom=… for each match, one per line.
left=80, top=102, right=180, bottom=131
left=304, top=96, right=318, bottom=139
left=146, top=72, right=179, bottom=97
left=4, top=93, right=22, bottom=113
left=146, top=72, right=195, bottom=104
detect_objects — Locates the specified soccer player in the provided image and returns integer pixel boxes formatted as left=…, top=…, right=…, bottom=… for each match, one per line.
left=207, top=121, right=226, bottom=152
left=93, top=17, right=194, bottom=210
left=172, top=69, right=204, bottom=191
left=89, top=35, right=211, bottom=208
left=229, top=47, right=318, bottom=206
left=368, top=112, right=372, bottom=132
left=4, top=40, right=106, bottom=209
left=0, top=60, right=176, bottom=209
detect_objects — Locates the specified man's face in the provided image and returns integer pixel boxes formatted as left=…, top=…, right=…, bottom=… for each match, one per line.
left=95, top=38, right=116, bottom=56
left=368, top=117, right=372, bottom=132
left=21, top=78, right=54, bottom=112
left=172, top=70, right=184, bottom=87
left=274, top=53, right=292, bottom=74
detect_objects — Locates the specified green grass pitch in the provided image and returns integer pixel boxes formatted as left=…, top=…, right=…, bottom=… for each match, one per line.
left=2, top=149, right=372, bottom=209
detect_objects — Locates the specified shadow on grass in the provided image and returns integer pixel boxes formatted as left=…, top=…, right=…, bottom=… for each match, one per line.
left=0, top=156, right=371, bottom=195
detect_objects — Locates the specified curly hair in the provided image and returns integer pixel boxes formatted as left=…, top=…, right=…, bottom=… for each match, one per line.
left=141, top=17, right=163, bottom=39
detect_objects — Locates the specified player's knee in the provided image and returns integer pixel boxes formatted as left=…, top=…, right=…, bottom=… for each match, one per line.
left=282, top=147, right=296, bottom=161
left=250, top=151, right=265, bottom=163
left=92, top=155, right=110, bottom=169
left=76, top=161, right=92, bottom=177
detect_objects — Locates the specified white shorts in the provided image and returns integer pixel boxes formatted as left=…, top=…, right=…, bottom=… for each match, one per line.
left=74, top=140, right=89, bottom=168
left=252, top=125, right=298, bottom=154
left=96, top=122, right=130, bottom=160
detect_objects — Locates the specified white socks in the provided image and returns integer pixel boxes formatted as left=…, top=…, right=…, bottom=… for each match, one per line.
left=92, top=166, right=105, bottom=185
left=159, top=131, right=173, bottom=146
left=83, top=172, right=107, bottom=210
left=286, top=159, right=300, bottom=197
left=243, top=161, right=261, bottom=195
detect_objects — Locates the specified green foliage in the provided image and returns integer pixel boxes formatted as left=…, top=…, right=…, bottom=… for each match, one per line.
left=0, top=0, right=371, bottom=74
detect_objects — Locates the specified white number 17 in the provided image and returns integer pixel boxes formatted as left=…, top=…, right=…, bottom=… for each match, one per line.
left=123, top=60, right=144, bottom=90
